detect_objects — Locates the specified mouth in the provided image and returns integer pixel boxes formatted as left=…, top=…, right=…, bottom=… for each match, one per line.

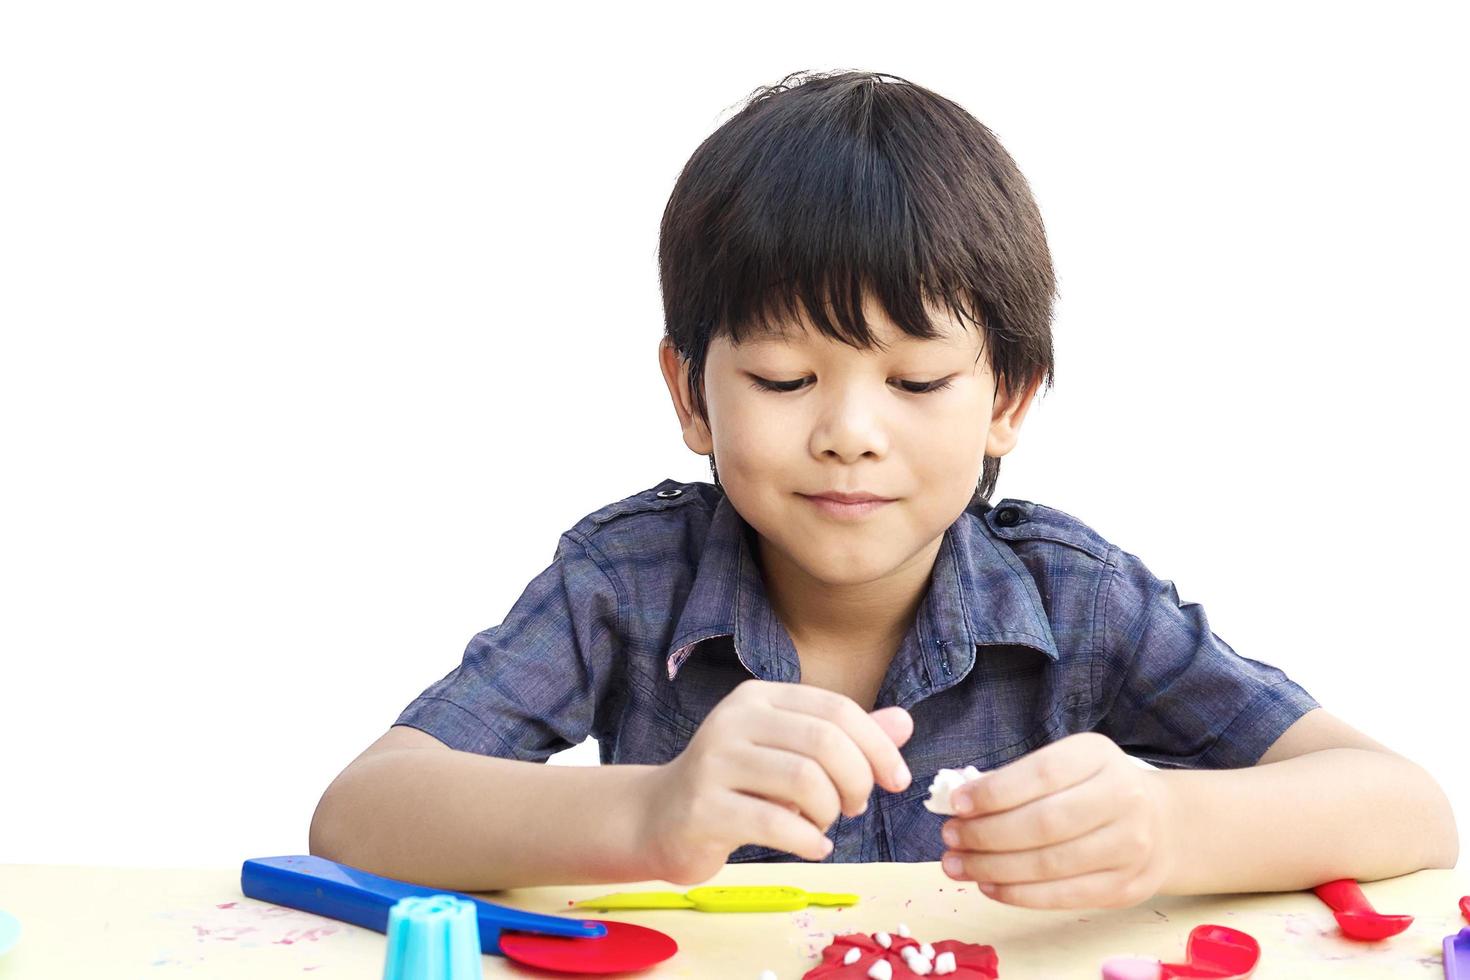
left=799, top=493, right=896, bottom=520
left=801, top=491, right=895, bottom=504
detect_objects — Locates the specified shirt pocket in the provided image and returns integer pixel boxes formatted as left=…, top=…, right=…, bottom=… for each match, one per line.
left=611, top=678, right=701, bottom=765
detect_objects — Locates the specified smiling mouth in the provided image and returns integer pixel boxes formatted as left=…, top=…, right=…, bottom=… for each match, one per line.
left=800, top=492, right=896, bottom=504
left=799, top=494, right=896, bottom=520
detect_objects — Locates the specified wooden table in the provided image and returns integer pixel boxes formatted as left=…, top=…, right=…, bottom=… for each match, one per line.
left=2, top=861, right=1467, bottom=977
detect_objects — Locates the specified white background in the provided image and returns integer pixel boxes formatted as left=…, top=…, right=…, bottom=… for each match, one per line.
left=2, top=2, right=1465, bottom=871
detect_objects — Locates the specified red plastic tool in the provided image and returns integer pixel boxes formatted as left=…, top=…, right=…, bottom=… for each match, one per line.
left=1312, top=878, right=1413, bottom=941
left=1101, top=924, right=1260, bottom=980
left=1460, top=895, right=1470, bottom=925
left=500, top=920, right=678, bottom=975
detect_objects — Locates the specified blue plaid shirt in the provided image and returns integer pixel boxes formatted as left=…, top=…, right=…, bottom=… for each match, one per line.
left=395, top=478, right=1319, bottom=863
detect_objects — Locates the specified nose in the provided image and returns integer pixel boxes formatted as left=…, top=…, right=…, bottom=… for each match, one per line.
left=809, top=383, right=890, bottom=463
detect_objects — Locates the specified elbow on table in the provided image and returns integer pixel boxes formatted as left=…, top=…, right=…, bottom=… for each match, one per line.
left=307, top=781, right=350, bottom=864
left=1429, top=812, right=1459, bottom=871
left=1414, top=762, right=1459, bottom=871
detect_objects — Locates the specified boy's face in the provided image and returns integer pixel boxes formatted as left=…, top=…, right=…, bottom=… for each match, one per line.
left=659, top=293, right=1040, bottom=592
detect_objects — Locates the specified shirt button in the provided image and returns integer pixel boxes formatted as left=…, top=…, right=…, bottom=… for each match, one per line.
left=656, top=488, right=683, bottom=498
left=995, top=506, right=1021, bottom=526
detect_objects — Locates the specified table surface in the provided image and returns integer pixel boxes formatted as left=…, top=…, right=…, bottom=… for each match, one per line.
left=1, top=861, right=1467, bottom=978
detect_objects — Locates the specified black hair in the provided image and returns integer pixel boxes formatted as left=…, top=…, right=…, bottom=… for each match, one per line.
left=658, top=69, right=1056, bottom=505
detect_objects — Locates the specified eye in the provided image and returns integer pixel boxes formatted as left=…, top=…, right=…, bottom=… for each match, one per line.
left=896, top=378, right=955, bottom=394
left=747, top=375, right=955, bottom=395
left=748, top=376, right=809, bottom=393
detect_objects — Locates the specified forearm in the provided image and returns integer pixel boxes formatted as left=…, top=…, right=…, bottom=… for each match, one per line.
left=1153, top=748, right=1458, bottom=894
left=310, top=748, right=660, bottom=891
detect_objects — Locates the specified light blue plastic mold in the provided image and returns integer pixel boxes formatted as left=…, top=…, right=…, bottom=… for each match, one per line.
left=0, top=908, right=19, bottom=958
left=382, top=894, right=483, bottom=980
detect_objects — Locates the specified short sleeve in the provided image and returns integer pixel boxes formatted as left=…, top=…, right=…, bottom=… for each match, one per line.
left=1091, top=544, right=1320, bottom=769
left=393, top=531, right=625, bottom=761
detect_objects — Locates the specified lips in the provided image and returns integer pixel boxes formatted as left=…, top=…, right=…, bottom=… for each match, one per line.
left=800, top=494, right=895, bottom=521
left=804, top=492, right=894, bottom=504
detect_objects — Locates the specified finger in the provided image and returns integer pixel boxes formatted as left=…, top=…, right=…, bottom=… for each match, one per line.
left=960, top=867, right=1150, bottom=910
left=726, top=789, right=834, bottom=862
left=767, top=685, right=913, bottom=795
left=729, top=743, right=844, bottom=831
left=749, top=704, right=876, bottom=817
left=869, top=706, right=914, bottom=748
left=941, top=818, right=1134, bottom=885
left=943, top=767, right=1116, bottom=851
left=957, top=732, right=1114, bottom=817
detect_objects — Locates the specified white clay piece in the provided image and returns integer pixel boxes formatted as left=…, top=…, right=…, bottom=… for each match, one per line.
left=922, top=765, right=985, bottom=815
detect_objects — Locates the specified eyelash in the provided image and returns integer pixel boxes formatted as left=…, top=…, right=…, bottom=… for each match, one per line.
left=749, top=376, right=955, bottom=395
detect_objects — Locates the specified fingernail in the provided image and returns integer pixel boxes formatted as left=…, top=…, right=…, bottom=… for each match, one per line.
left=952, top=790, right=972, bottom=816
left=942, top=854, right=962, bottom=876
left=893, top=762, right=911, bottom=789
left=941, top=824, right=959, bottom=847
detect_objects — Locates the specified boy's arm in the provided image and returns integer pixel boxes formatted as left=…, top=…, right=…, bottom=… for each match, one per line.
left=939, top=710, right=1457, bottom=909
left=1154, top=707, right=1459, bottom=894
left=309, top=725, right=662, bottom=891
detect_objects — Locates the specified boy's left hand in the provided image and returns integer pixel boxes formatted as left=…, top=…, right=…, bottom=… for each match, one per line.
left=938, top=731, right=1177, bottom=909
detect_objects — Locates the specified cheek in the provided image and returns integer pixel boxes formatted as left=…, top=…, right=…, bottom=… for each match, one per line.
left=718, top=405, right=787, bottom=464
left=907, top=413, right=984, bottom=463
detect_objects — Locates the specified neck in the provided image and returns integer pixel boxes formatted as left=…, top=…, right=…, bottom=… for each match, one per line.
left=755, top=531, right=942, bottom=652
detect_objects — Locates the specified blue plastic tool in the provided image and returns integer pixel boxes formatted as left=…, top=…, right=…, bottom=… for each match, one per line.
left=1446, top=926, right=1470, bottom=980
left=383, top=895, right=482, bottom=980
left=240, top=854, right=604, bottom=956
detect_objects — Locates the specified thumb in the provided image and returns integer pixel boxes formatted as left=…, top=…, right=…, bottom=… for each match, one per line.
left=869, top=705, right=914, bottom=748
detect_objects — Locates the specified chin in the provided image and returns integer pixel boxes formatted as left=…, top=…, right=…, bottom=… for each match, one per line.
left=796, top=547, right=896, bottom=586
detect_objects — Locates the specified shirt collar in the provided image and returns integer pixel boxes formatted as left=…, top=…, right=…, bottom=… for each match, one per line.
left=665, top=493, right=1060, bottom=691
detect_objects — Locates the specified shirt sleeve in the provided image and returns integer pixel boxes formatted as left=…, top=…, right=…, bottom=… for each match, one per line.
left=393, top=530, right=625, bottom=761
left=1091, top=543, right=1320, bottom=769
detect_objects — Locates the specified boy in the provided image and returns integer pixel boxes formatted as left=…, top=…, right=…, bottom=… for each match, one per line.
left=309, top=70, right=1457, bottom=909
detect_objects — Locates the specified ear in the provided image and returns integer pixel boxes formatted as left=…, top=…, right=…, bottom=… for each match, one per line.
left=658, top=338, right=714, bottom=455
left=985, top=371, right=1044, bottom=458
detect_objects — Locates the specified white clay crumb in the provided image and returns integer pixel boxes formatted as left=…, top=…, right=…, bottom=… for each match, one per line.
left=843, top=947, right=861, bottom=965
left=935, top=950, right=957, bottom=975
left=897, top=922, right=911, bottom=937
left=903, top=947, right=932, bottom=975
left=758, top=972, right=777, bottom=980
left=923, top=765, right=985, bottom=815
left=867, top=960, right=893, bottom=980
left=875, top=930, right=892, bottom=948
left=920, top=942, right=936, bottom=959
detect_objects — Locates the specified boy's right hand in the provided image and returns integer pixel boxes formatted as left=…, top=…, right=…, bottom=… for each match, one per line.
left=639, top=678, right=914, bottom=884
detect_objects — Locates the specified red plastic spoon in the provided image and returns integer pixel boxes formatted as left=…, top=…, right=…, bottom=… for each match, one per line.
left=1101, top=923, right=1260, bottom=979
left=1312, top=878, right=1413, bottom=941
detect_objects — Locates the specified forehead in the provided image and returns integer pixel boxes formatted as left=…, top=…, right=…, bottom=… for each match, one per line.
left=736, top=318, right=978, bottom=353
